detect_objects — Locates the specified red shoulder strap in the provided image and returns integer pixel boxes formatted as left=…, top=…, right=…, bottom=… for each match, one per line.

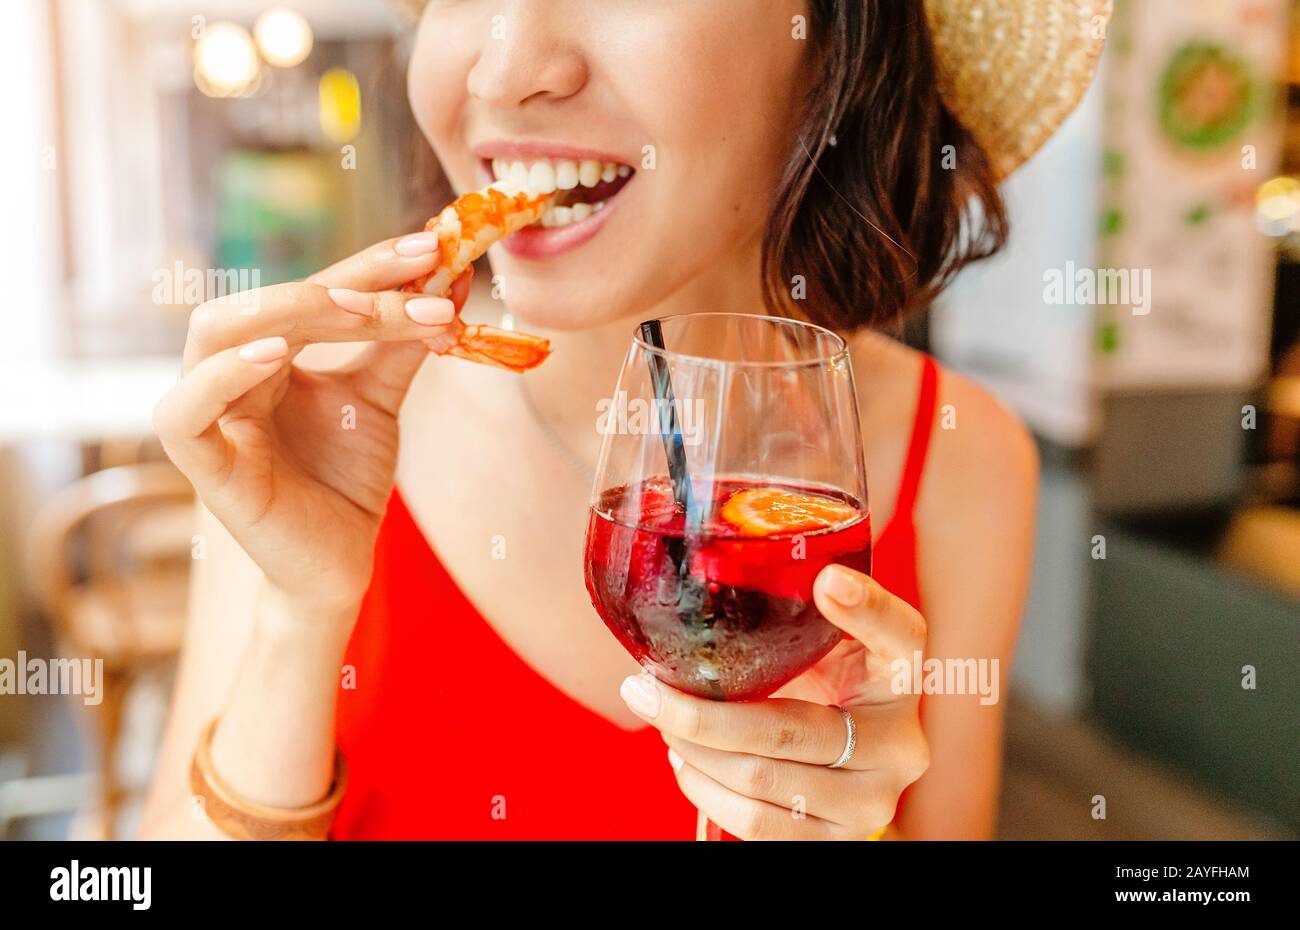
left=893, top=356, right=939, bottom=521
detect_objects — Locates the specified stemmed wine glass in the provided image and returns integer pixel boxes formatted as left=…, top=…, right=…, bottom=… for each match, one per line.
left=583, top=313, right=870, bottom=838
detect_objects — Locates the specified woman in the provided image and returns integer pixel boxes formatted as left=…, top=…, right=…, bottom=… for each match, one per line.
left=141, top=0, right=1107, bottom=840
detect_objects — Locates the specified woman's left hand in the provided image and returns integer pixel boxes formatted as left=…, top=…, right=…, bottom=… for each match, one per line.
left=619, top=563, right=930, bottom=840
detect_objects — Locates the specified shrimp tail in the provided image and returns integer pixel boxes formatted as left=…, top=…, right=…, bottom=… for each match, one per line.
left=441, top=324, right=552, bottom=373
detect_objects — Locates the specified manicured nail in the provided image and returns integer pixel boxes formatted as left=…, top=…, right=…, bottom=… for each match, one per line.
left=405, top=297, right=455, bottom=325
left=238, top=336, right=288, bottom=363
left=394, top=232, right=440, bottom=257
left=667, top=748, right=684, bottom=773
left=620, top=675, right=661, bottom=719
left=820, top=565, right=864, bottom=607
left=328, top=288, right=373, bottom=316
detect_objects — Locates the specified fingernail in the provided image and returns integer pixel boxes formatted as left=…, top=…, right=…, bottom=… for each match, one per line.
left=620, top=675, right=661, bottom=719
left=405, top=297, right=455, bottom=325
left=238, top=336, right=288, bottom=363
left=394, top=232, right=440, bottom=257
left=821, top=565, right=864, bottom=607
left=328, top=288, right=373, bottom=317
left=667, top=748, right=684, bottom=773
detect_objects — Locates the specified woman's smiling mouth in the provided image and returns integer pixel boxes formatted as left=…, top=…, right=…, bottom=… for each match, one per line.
left=474, top=146, right=637, bottom=258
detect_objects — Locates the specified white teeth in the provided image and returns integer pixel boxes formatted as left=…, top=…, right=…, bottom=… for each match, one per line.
left=489, top=154, right=627, bottom=228
left=555, top=160, right=579, bottom=190
left=538, top=199, right=607, bottom=229
left=491, top=155, right=633, bottom=193
left=578, top=159, right=602, bottom=188
left=528, top=160, right=557, bottom=194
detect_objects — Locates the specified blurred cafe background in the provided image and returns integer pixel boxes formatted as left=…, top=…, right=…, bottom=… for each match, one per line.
left=1, top=0, right=1297, bottom=840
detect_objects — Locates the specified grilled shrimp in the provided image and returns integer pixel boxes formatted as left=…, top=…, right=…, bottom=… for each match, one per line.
left=404, top=182, right=553, bottom=372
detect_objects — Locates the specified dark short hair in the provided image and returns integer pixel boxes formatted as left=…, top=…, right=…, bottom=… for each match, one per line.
left=764, top=0, right=1009, bottom=331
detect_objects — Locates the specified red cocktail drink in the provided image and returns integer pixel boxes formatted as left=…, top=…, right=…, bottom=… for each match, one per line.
left=585, top=313, right=871, bottom=839
left=585, top=477, right=871, bottom=701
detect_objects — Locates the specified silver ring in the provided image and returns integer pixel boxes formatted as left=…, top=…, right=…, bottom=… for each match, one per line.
left=826, top=705, right=857, bottom=769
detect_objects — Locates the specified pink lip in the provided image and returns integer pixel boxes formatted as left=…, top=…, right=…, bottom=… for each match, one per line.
left=472, top=139, right=634, bottom=167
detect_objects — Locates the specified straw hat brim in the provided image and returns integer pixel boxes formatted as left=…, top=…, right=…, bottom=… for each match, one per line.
left=924, top=0, right=1113, bottom=179
left=389, top=0, right=1112, bottom=181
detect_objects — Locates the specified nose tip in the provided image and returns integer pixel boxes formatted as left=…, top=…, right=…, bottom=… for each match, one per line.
left=467, top=21, right=588, bottom=108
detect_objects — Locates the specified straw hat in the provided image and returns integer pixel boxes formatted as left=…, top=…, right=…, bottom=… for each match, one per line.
left=924, top=0, right=1112, bottom=178
left=389, top=0, right=1112, bottom=180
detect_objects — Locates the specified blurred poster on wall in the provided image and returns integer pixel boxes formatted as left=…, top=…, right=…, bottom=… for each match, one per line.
left=932, top=78, right=1106, bottom=448
left=215, top=150, right=339, bottom=286
left=1096, top=0, right=1289, bottom=390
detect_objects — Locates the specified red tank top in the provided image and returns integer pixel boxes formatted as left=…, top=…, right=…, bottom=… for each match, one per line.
left=332, top=357, right=939, bottom=839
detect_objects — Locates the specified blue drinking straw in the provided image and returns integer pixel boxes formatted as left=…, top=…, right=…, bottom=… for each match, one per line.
left=639, top=319, right=695, bottom=517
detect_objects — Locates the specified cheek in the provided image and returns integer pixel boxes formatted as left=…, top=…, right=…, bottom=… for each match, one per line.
left=406, top=20, right=480, bottom=187
left=619, top=19, right=807, bottom=265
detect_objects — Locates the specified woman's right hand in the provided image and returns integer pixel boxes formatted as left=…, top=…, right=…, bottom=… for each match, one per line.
left=154, top=235, right=472, bottom=619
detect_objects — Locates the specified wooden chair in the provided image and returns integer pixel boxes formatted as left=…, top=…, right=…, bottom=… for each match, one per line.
left=26, top=461, right=195, bottom=838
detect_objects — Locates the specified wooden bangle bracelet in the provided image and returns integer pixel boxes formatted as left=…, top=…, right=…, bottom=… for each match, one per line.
left=190, top=718, right=347, bottom=841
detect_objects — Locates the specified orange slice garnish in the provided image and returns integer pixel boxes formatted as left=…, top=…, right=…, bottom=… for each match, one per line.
left=719, top=487, right=857, bottom=538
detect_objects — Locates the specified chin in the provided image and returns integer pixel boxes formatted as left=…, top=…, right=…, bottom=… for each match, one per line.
left=498, top=280, right=638, bottom=334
